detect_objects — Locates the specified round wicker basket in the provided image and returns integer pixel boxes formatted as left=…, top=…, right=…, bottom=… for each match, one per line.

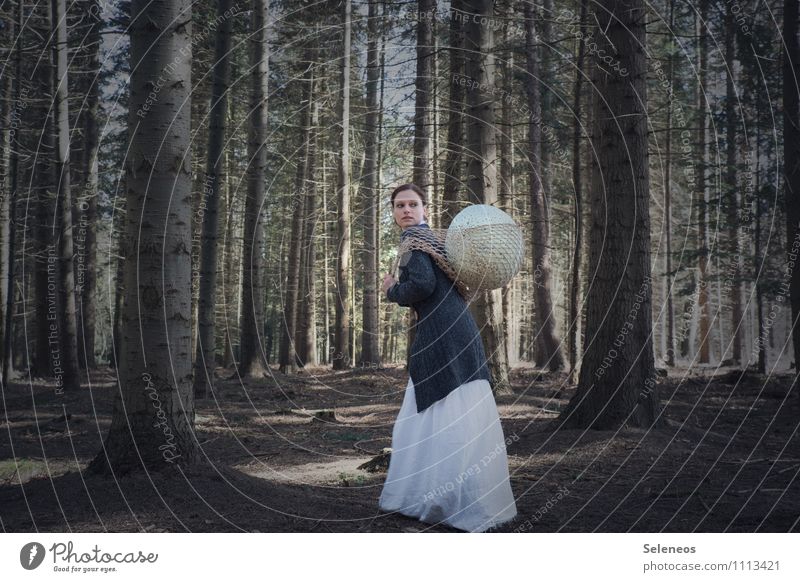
left=445, top=205, right=524, bottom=291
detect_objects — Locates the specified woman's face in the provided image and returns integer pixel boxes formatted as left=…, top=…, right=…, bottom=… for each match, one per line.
left=392, top=190, right=427, bottom=229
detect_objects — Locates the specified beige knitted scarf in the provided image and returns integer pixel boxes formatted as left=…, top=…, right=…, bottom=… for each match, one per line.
left=391, top=225, right=475, bottom=302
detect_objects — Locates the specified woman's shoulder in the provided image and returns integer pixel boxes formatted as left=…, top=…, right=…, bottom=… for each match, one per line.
left=399, top=246, right=435, bottom=267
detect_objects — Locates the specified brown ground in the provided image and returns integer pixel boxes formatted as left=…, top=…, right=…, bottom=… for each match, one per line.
left=1, top=365, right=798, bottom=532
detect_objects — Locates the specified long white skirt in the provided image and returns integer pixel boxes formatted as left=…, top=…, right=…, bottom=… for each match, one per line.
left=378, top=376, right=517, bottom=532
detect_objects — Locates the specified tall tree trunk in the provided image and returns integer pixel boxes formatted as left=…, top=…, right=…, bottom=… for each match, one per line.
left=295, top=50, right=318, bottom=368
left=376, top=17, right=388, bottom=363
left=333, top=0, right=352, bottom=371
left=442, top=0, right=465, bottom=228
left=524, top=0, right=564, bottom=372
left=297, top=96, right=320, bottom=368
left=463, top=0, right=511, bottom=393
left=1, top=1, right=21, bottom=384
left=322, top=167, right=331, bottom=363
left=754, top=112, right=766, bottom=373
left=222, top=135, right=239, bottom=370
left=784, top=0, right=800, bottom=382
left=431, top=16, right=441, bottom=227
left=239, top=0, right=270, bottom=378
left=663, top=0, right=675, bottom=367
left=464, top=0, right=496, bottom=206
left=222, top=100, right=240, bottom=369
left=280, top=59, right=313, bottom=374
left=540, top=0, right=554, bottom=214
left=358, top=0, right=381, bottom=367
left=33, top=29, right=54, bottom=379
left=89, top=0, right=199, bottom=474
left=498, top=0, right=514, bottom=364
left=579, top=29, right=595, bottom=363
left=0, top=15, right=10, bottom=381
left=194, top=0, right=234, bottom=396
left=724, top=5, right=742, bottom=366
left=76, top=0, right=101, bottom=371
left=111, top=227, right=125, bottom=369
left=568, top=0, right=588, bottom=382
left=696, top=0, right=711, bottom=364
left=558, top=0, right=660, bottom=430
left=53, top=0, right=81, bottom=392
left=27, top=2, right=56, bottom=378
left=414, top=0, right=434, bottom=193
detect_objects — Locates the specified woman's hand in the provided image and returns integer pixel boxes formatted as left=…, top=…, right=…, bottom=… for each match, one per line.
left=381, top=273, right=396, bottom=295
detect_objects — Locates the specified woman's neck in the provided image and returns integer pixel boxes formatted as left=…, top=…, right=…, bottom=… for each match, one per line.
left=401, top=220, right=428, bottom=231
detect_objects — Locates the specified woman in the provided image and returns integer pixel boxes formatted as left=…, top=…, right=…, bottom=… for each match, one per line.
left=378, top=183, right=517, bottom=532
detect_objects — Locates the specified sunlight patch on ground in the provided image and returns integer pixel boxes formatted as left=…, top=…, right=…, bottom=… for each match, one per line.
left=497, top=402, right=562, bottom=419
left=0, top=457, right=85, bottom=485
left=236, top=457, right=384, bottom=487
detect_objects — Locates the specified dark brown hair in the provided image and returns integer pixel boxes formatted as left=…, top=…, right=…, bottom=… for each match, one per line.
left=390, top=183, right=427, bottom=206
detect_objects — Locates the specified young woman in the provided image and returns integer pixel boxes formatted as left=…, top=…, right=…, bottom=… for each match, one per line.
left=378, top=183, right=517, bottom=532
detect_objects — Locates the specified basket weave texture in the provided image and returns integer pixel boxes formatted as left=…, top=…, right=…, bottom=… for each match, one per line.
left=391, top=205, right=523, bottom=299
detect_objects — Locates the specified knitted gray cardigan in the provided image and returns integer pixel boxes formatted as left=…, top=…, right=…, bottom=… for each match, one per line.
left=386, top=223, right=492, bottom=412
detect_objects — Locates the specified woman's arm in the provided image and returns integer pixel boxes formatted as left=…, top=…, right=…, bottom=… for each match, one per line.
left=386, top=250, right=436, bottom=306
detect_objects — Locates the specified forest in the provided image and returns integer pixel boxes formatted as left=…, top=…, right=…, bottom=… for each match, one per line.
left=0, top=0, right=798, bottom=533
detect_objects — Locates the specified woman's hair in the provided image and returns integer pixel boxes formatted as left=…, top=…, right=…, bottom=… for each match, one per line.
left=389, top=183, right=427, bottom=206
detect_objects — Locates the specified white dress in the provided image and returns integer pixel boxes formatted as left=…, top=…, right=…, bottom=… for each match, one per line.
left=378, top=376, right=518, bottom=532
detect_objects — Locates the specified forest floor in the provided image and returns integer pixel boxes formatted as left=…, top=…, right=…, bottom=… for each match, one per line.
left=1, top=364, right=798, bottom=533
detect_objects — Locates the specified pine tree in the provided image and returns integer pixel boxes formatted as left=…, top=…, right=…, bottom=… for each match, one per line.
left=90, top=0, right=199, bottom=473
left=559, top=0, right=660, bottom=430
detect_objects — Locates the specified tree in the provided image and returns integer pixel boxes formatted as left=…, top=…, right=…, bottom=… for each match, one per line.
left=239, top=0, right=269, bottom=378
left=33, top=0, right=56, bottom=379
left=333, top=0, right=352, bottom=371
left=559, top=0, right=660, bottom=430
left=89, top=0, right=198, bottom=473
left=442, top=0, right=465, bottom=227
left=662, top=0, right=676, bottom=367
left=696, top=0, right=711, bottom=364
left=279, top=56, right=313, bottom=374
left=414, top=0, right=434, bottom=193
left=724, top=3, right=743, bottom=366
left=195, top=0, right=234, bottom=397
left=463, top=0, right=511, bottom=393
left=358, top=0, right=382, bottom=367
left=568, top=0, right=589, bottom=381
left=497, top=0, right=515, bottom=362
left=524, top=0, right=564, bottom=372
left=784, top=0, right=800, bottom=382
left=76, top=0, right=102, bottom=371
left=1, top=0, right=21, bottom=385
left=52, top=0, right=81, bottom=392
left=296, top=94, right=320, bottom=367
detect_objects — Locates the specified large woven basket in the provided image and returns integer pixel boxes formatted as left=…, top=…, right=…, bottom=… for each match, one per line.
left=445, top=205, right=524, bottom=291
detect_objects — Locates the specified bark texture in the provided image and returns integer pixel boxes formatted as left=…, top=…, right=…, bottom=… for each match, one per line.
left=559, top=0, right=660, bottom=430
left=89, top=0, right=199, bottom=473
